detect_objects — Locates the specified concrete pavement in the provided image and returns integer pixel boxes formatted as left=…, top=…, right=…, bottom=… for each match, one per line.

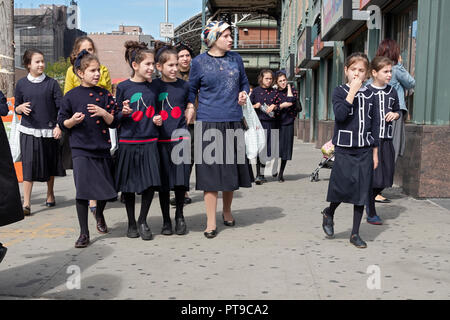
left=0, top=141, right=449, bottom=300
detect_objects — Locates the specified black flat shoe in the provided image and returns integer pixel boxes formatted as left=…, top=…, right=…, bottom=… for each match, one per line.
left=170, top=197, right=177, bottom=206
left=175, top=218, right=187, bottom=235
left=375, top=198, right=391, bottom=203
left=127, top=225, right=139, bottom=238
left=139, top=222, right=153, bottom=240
left=184, top=197, right=192, bottom=205
left=23, top=206, right=31, bottom=216
left=272, top=172, right=278, bottom=178
left=321, top=208, right=334, bottom=238
left=0, top=244, right=7, bottom=264
left=96, top=215, right=108, bottom=234
left=204, top=229, right=217, bottom=239
left=350, top=234, right=367, bottom=248
left=75, top=234, right=90, bottom=248
left=161, top=222, right=173, bottom=235
left=255, top=176, right=263, bottom=185
left=260, top=176, right=267, bottom=183
left=278, top=176, right=285, bottom=183
left=45, top=201, right=56, bottom=207
left=222, top=214, right=235, bottom=227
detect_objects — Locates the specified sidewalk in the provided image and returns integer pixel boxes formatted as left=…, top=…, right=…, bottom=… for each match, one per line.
left=0, top=141, right=449, bottom=300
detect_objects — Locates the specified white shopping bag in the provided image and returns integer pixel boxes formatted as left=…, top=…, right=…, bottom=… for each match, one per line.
left=9, top=112, right=21, bottom=162
left=242, top=95, right=266, bottom=159
left=109, top=128, right=118, bottom=156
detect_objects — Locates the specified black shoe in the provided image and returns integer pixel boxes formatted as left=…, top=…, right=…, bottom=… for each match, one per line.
left=255, top=176, right=263, bottom=185
left=45, top=201, right=56, bottom=207
left=184, top=197, right=192, bottom=205
left=278, top=175, right=285, bottom=183
left=321, top=208, right=334, bottom=238
left=222, top=214, right=235, bottom=227
left=120, top=193, right=125, bottom=203
left=175, top=217, right=187, bottom=235
left=161, top=221, right=173, bottom=235
left=138, top=222, right=153, bottom=240
left=75, top=234, right=90, bottom=248
left=170, top=197, right=177, bottom=206
left=95, top=215, right=108, bottom=234
left=204, top=229, right=217, bottom=239
left=350, top=234, right=367, bottom=248
left=260, top=176, right=267, bottom=183
left=23, top=206, right=31, bottom=216
left=127, top=225, right=139, bottom=238
left=0, top=244, right=7, bottom=264
left=272, top=172, right=278, bottom=178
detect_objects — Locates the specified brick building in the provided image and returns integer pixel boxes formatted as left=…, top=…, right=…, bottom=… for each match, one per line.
left=89, top=25, right=154, bottom=81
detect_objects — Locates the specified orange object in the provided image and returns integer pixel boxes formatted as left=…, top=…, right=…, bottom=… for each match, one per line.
left=14, top=162, right=23, bottom=183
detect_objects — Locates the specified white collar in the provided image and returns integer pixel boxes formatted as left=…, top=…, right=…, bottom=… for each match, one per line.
left=370, top=83, right=387, bottom=90
left=27, top=73, right=46, bottom=83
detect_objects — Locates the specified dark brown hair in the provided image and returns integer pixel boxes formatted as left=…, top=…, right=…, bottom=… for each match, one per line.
left=344, top=52, right=370, bottom=81
left=371, top=56, right=393, bottom=73
left=257, top=69, right=274, bottom=87
left=275, top=71, right=287, bottom=84
left=154, top=40, right=177, bottom=65
left=376, top=39, right=400, bottom=65
left=74, top=53, right=100, bottom=78
left=22, top=48, right=44, bottom=71
left=70, top=36, right=97, bottom=65
left=124, top=40, right=154, bottom=75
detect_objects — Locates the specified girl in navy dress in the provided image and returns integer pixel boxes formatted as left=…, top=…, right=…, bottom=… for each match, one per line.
left=58, top=51, right=119, bottom=248
left=321, top=52, right=380, bottom=249
left=273, top=71, right=298, bottom=182
left=250, top=69, right=278, bottom=185
left=365, top=56, right=400, bottom=225
left=115, top=41, right=162, bottom=240
left=153, top=41, right=194, bottom=236
left=14, top=49, right=66, bottom=216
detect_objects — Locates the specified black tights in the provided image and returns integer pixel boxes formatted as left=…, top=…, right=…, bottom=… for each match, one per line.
left=279, top=160, right=287, bottom=177
left=327, top=202, right=365, bottom=235
left=159, top=188, right=185, bottom=224
left=256, top=157, right=264, bottom=177
left=123, top=188, right=155, bottom=227
left=366, top=188, right=384, bottom=218
left=76, top=199, right=107, bottom=235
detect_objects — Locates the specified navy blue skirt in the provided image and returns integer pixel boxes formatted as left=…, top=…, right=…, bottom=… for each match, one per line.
left=73, top=156, right=117, bottom=201
left=326, top=148, right=373, bottom=206
left=373, top=139, right=395, bottom=189
left=279, top=124, right=294, bottom=161
left=195, top=121, right=253, bottom=191
left=259, top=120, right=279, bottom=161
left=115, top=142, right=161, bottom=193
left=158, top=139, right=191, bottom=192
left=20, top=133, right=66, bottom=182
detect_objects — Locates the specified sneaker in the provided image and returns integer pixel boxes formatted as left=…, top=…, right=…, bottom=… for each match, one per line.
left=255, top=176, right=263, bottom=185
left=367, top=215, right=383, bottom=225
left=350, top=234, right=367, bottom=248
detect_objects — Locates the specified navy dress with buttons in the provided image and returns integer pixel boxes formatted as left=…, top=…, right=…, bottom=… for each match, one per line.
left=326, top=85, right=380, bottom=206
left=58, top=86, right=119, bottom=201
left=274, top=86, right=298, bottom=161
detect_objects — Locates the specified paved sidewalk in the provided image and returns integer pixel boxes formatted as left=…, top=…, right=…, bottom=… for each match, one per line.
left=0, top=141, right=449, bottom=300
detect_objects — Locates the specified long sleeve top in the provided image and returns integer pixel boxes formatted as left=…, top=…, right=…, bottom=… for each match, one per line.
left=58, top=86, right=119, bottom=158
left=63, top=65, right=112, bottom=95
left=115, top=80, right=160, bottom=143
left=331, top=85, right=380, bottom=153
left=250, top=86, right=279, bottom=122
left=188, top=51, right=250, bottom=122
left=153, top=78, right=190, bottom=141
left=0, top=91, right=8, bottom=116
left=14, top=76, right=62, bottom=134
left=275, top=86, right=298, bottom=126
left=367, top=84, right=401, bottom=140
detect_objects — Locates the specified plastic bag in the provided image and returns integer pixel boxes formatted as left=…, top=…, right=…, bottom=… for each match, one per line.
left=109, top=128, right=118, bottom=156
left=9, top=112, right=21, bottom=162
left=242, top=95, right=266, bottom=159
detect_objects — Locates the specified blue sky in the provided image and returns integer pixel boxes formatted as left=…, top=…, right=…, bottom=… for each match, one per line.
left=16, top=0, right=203, bottom=39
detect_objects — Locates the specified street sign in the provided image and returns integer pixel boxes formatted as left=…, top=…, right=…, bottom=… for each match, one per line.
left=160, top=23, right=174, bottom=38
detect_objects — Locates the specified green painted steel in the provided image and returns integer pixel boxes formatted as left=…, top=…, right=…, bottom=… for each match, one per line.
left=414, top=0, right=450, bottom=125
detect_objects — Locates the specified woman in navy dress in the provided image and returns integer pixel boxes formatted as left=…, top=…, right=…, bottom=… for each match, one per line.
left=58, top=51, right=119, bottom=248
left=188, top=21, right=252, bottom=238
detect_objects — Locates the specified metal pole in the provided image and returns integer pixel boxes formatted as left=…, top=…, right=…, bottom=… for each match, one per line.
left=234, top=14, right=238, bottom=49
left=165, top=0, right=169, bottom=43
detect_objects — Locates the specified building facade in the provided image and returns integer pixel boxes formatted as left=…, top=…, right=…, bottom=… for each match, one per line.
left=280, top=0, right=449, bottom=198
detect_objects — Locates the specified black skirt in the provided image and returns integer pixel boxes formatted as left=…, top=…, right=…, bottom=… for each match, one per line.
left=195, top=121, right=253, bottom=191
left=115, top=142, right=161, bottom=193
left=373, top=139, right=395, bottom=189
left=259, top=120, right=279, bottom=161
left=20, top=133, right=66, bottom=182
left=279, top=124, right=294, bottom=161
left=0, top=121, right=24, bottom=227
left=158, top=140, right=191, bottom=192
left=73, top=156, right=117, bottom=201
left=326, top=148, right=373, bottom=206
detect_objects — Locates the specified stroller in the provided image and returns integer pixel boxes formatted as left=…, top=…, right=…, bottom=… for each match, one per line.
left=310, top=140, right=335, bottom=182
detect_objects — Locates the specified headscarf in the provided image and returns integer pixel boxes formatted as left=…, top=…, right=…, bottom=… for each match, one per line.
left=201, top=20, right=231, bottom=48
left=175, top=42, right=194, bottom=57
left=74, top=49, right=90, bottom=71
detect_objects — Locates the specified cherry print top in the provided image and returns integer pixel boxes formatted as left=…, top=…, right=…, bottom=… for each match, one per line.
left=58, top=85, right=119, bottom=158
left=115, top=80, right=160, bottom=144
left=153, top=78, right=190, bottom=142
left=249, top=86, right=279, bottom=122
